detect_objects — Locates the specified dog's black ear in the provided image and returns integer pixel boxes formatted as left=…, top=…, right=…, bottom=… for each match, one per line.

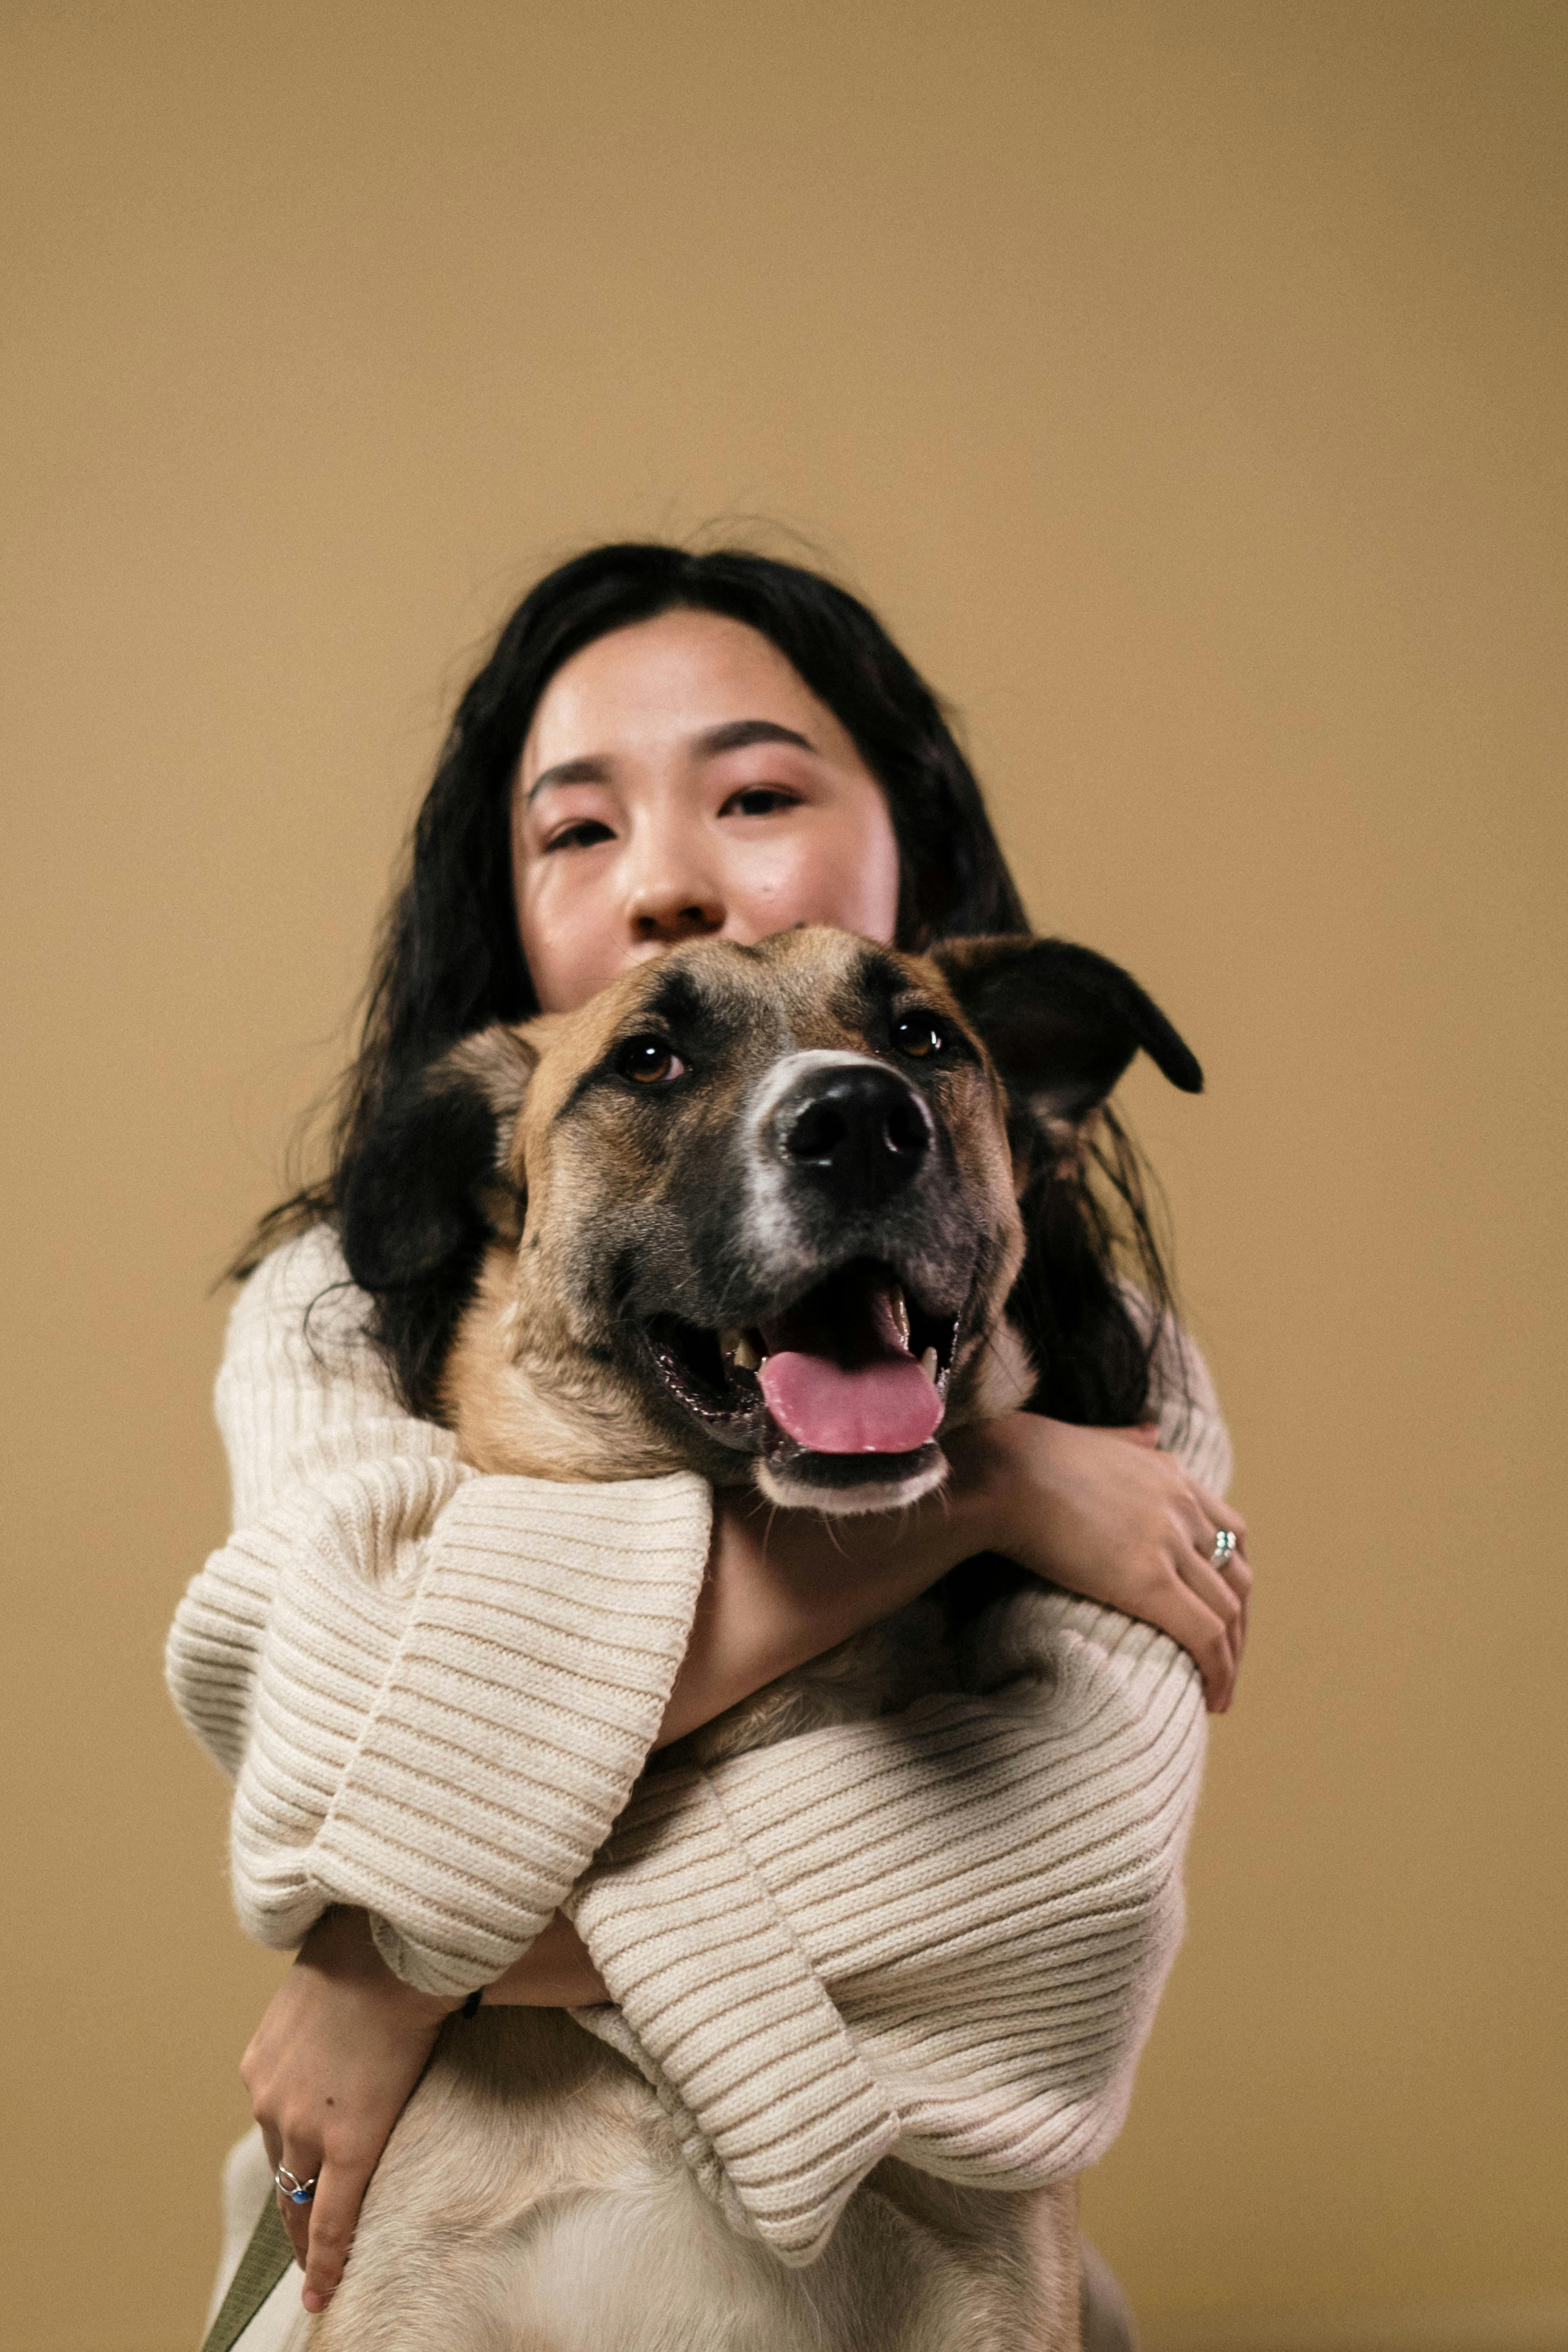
left=339, top=1024, right=538, bottom=1298
left=930, top=935, right=1202, bottom=1123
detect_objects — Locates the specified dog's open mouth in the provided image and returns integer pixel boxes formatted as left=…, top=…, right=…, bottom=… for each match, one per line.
left=644, top=1260, right=959, bottom=1461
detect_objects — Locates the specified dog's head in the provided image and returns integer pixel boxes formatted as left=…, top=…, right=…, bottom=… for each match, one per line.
left=345, top=929, right=1200, bottom=1513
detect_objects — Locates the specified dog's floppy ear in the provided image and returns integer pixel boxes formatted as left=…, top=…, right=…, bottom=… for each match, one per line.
left=930, top=935, right=1202, bottom=1124
left=339, top=1023, right=538, bottom=1297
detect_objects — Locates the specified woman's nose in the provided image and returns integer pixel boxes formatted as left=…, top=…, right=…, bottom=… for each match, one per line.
left=627, top=862, right=726, bottom=943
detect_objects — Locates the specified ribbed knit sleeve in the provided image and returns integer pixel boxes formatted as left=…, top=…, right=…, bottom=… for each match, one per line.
left=566, top=1597, right=1205, bottom=2264
left=167, top=1226, right=1231, bottom=2223
left=165, top=1231, right=712, bottom=1996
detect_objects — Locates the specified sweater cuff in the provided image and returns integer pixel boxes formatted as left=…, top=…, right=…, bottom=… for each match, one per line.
left=315, top=1472, right=711, bottom=1996
left=566, top=1763, right=902, bottom=2265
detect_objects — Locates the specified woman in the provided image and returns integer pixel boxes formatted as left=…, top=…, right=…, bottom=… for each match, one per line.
left=170, top=543, right=1248, bottom=2347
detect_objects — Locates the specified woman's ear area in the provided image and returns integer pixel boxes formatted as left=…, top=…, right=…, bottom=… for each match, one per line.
left=928, top=935, right=1203, bottom=1123
left=339, top=1024, right=539, bottom=1292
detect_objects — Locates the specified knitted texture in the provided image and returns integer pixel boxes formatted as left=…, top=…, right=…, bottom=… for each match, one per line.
left=167, top=1229, right=712, bottom=1995
left=167, top=1226, right=1228, bottom=2244
left=567, top=1596, right=1204, bottom=2261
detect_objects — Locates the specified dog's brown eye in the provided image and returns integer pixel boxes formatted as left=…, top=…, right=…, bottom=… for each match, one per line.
left=618, top=1036, right=687, bottom=1085
left=893, top=1013, right=945, bottom=1060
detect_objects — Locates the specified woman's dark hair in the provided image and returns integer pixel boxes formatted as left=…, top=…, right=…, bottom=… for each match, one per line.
left=240, top=541, right=1178, bottom=1429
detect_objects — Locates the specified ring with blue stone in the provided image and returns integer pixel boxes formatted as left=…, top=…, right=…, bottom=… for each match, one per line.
left=274, top=2164, right=318, bottom=2206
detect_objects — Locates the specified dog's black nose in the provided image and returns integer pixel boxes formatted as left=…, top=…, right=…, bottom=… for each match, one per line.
left=777, top=1065, right=932, bottom=1211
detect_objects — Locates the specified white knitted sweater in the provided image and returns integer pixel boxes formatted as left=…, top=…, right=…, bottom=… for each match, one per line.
left=167, top=1226, right=1230, bottom=2264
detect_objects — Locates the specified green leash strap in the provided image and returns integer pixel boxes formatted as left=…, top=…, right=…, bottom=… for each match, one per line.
left=199, top=2195, right=296, bottom=2352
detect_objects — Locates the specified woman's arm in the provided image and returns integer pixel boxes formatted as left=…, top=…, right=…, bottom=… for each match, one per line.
left=174, top=1237, right=1241, bottom=1991
left=566, top=1586, right=1207, bottom=2265
left=557, top=1341, right=1242, bottom=2267
left=169, top=1230, right=719, bottom=1996
left=234, top=1412, right=1229, bottom=2305
left=182, top=1233, right=1240, bottom=2303
left=214, top=1419, right=1018, bottom=2311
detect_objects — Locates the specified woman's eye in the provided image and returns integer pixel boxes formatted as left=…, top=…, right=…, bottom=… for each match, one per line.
left=721, top=786, right=801, bottom=818
left=618, top=1036, right=688, bottom=1085
left=545, top=819, right=615, bottom=852
left=893, top=1012, right=945, bottom=1060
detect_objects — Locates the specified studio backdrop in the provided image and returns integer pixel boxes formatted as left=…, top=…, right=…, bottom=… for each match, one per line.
left=2, top=6, right=1563, bottom=2349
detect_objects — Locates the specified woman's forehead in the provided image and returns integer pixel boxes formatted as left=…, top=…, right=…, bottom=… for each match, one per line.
left=518, top=609, right=855, bottom=786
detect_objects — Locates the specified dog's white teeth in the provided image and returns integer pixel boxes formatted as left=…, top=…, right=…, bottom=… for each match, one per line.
left=919, top=1346, right=940, bottom=1384
left=889, top=1287, right=911, bottom=1351
left=721, top=1328, right=760, bottom=1373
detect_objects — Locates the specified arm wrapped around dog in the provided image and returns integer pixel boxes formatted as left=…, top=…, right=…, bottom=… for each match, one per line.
left=166, top=1227, right=714, bottom=1998
left=564, top=1594, right=1206, bottom=2266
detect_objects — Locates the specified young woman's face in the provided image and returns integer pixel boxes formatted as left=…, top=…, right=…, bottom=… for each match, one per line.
left=513, top=610, right=903, bottom=1014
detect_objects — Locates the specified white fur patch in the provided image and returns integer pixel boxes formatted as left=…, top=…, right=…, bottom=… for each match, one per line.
left=741, top=1050, right=889, bottom=1288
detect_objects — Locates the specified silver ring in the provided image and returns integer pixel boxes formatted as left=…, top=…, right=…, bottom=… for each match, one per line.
left=1209, top=1529, right=1237, bottom=1569
left=274, top=2164, right=318, bottom=2206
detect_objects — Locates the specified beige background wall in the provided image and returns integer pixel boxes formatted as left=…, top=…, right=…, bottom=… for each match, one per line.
left=3, top=5, right=1563, bottom=2348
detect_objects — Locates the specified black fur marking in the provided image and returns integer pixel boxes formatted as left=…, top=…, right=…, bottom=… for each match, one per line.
left=638, top=965, right=715, bottom=1032
left=338, top=1059, right=518, bottom=1420
left=556, top=970, right=740, bottom=1121
left=851, top=943, right=915, bottom=1004
left=930, top=935, right=1198, bottom=1435
left=934, top=935, right=1201, bottom=1119
left=770, top=1440, right=942, bottom=1493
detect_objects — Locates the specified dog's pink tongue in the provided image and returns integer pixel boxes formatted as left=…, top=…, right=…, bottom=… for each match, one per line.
left=759, top=1350, right=942, bottom=1454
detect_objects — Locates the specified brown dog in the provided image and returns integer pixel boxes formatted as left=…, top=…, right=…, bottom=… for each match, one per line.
left=316, top=926, right=1200, bottom=2352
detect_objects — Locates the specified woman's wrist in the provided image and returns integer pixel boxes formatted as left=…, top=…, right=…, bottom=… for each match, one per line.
left=478, top=1912, right=609, bottom=2007
left=939, top=1417, right=1026, bottom=1558
left=657, top=1445, right=1004, bottom=1749
left=298, top=1906, right=464, bottom=2025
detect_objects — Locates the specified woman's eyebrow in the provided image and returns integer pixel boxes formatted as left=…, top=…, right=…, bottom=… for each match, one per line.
left=526, top=755, right=611, bottom=803
left=527, top=719, right=817, bottom=805
left=697, top=718, right=817, bottom=759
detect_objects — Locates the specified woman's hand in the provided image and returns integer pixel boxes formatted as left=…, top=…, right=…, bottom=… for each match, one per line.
left=964, top=1415, right=1252, bottom=1711
left=659, top=1413, right=1250, bottom=1743
left=239, top=1906, right=460, bottom=2314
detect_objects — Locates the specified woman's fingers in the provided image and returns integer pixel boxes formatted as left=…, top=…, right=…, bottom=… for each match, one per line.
left=1171, top=1472, right=1251, bottom=1650
left=1218, top=1540, right=1253, bottom=1641
left=1189, top=1478, right=1248, bottom=1560
left=253, top=2122, right=303, bottom=2264
left=1175, top=1552, right=1246, bottom=1682
left=273, top=2148, right=320, bottom=2271
left=1184, top=1481, right=1253, bottom=1641
left=1145, top=1573, right=1236, bottom=1711
left=300, top=2157, right=375, bottom=2313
